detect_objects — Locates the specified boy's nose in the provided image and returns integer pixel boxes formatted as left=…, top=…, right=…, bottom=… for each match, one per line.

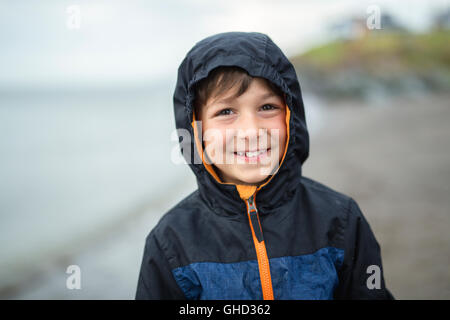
left=235, top=114, right=262, bottom=149
left=238, top=112, right=261, bottom=131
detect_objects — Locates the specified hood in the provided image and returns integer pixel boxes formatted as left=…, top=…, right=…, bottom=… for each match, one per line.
left=173, top=31, right=309, bottom=216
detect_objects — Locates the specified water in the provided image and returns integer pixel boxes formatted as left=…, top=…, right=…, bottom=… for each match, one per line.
left=0, top=82, right=195, bottom=285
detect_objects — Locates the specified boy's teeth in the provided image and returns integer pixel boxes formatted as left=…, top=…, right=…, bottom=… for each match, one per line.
left=235, top=149, right=267, bottom=157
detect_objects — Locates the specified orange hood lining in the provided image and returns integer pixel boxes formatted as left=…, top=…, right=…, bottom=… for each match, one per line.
left=190, top=104, right=291, bottom=201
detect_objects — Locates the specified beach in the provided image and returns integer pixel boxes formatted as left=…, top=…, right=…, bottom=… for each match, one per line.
left=302, top=92, right=450, bottom=299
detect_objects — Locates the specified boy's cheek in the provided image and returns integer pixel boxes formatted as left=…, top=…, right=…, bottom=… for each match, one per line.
left=203, top=141, right=220, bottom=164
left=202, top=128, right=224, bottom=163
left=204, top=140, right=231, bottom=165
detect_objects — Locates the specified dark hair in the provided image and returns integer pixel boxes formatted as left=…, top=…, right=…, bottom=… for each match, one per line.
left=193, top=66, right=284, bottom=118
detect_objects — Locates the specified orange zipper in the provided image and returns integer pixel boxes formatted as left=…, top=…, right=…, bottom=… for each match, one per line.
left=245, top=192, right=274, bottom=300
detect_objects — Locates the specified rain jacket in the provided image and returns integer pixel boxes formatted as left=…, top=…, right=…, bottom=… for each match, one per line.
left=135, top=31, right=394, bottom=300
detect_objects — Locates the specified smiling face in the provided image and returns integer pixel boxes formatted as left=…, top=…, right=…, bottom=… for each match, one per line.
left=197, top=77, right=287, bottom=186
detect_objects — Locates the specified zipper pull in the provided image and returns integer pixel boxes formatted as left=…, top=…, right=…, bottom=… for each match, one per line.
left=247, top=195, right=264, bottom=243
left=247, top=195, right=256, bottom=211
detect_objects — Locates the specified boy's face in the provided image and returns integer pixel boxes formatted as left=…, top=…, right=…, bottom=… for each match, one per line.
left=198, top=77, right=287, bottom=185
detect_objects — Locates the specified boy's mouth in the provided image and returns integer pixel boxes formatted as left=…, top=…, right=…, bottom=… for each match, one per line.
left=233, top=148, right=271, bottom=162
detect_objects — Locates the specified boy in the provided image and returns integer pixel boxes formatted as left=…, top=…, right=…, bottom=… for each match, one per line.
left=135, top=31, right=394, bottom=300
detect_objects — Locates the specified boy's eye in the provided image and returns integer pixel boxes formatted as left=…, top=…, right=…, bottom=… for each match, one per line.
left=261, top=104, right=277, bottom=111
left=216, top=108, right=233, bottom=117
left=215, top=105, right=278, bottom=117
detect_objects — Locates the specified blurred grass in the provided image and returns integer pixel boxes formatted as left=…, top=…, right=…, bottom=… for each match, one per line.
left=293, top=30, right=450, bottom=71
left=290, top=29, right=450, bottom=99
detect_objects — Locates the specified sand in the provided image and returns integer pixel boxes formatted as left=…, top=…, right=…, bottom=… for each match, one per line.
left=302, top=92, right=450, bottom=299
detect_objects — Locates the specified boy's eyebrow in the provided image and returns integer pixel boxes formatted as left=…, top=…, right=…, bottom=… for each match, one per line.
left=212, top=92, right=278, bottom=106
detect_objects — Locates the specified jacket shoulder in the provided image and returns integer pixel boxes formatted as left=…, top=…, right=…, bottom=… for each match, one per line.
left=300, top=176, right=354, bottom=213
left=145, top=189, right=205, bottom=248
left=299, top=176, right=371, bottom=239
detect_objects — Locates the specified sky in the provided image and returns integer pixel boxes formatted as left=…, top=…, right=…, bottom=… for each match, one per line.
left=0, top=0, right=448, bottom=89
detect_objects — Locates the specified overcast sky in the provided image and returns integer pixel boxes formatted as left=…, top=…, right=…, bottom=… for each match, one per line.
left=0, top=0, right=448, bottom=89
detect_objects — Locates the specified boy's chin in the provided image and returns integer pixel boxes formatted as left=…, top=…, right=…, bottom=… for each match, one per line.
left=229, top=171, right=272, bottom=186
left=214, top=164, right=278, bottom=186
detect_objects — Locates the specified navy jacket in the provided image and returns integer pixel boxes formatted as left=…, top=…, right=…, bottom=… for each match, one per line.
left=135, top=32, right=394, bottom=300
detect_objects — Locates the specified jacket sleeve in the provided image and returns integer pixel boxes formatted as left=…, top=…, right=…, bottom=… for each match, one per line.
left=135, top=231, right=186, bottom=300
left=334, top=198, right=395, bottom=300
